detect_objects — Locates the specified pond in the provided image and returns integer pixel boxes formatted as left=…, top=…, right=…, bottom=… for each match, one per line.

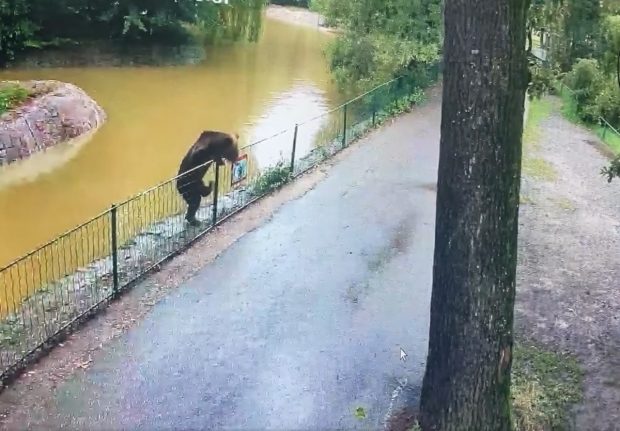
left=0, top=15, right=340, bottom=273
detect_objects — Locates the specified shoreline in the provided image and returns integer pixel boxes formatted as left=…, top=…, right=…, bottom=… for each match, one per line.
left=265, top=4, right=337, bottom=34
left=2, top=5, right=336, bottom=70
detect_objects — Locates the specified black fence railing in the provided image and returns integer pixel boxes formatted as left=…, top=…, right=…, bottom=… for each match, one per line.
left=0, top=63, right=440, bottom=388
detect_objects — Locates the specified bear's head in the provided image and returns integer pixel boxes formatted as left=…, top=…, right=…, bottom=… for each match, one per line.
left=222, top=133, right=240, bottom=164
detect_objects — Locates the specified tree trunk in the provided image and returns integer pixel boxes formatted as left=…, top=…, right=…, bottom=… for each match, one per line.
left=418, top=0, right=528, bottom=430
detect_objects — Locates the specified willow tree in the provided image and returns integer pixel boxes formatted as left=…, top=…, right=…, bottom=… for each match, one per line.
left=197, top=0, right=266, bottom=43
left=418, top=0, right=529, bottom=429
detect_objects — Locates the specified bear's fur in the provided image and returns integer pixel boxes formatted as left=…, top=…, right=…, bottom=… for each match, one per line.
left=176, top=130, right=239, bottom=225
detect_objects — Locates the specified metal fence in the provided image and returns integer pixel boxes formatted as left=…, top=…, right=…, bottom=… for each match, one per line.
left=0, top=64, right=439, bottom=388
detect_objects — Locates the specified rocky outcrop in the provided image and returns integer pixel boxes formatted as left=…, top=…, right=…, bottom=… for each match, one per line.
left=0, top=80, right=106, bottom=166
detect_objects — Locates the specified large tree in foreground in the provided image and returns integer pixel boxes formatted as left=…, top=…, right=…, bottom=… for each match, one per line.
left=419, top=0, right=529, bottom=430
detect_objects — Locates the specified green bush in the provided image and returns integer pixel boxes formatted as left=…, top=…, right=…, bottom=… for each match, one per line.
left=564, top=59, right=605, bottom=123
left=251, top=161, right=292, bottom=196
left=594, top=80, right=620, bottom=130
left=0, top=83, right=29, bottom=114
left=528, top=64, right=557, bottom=99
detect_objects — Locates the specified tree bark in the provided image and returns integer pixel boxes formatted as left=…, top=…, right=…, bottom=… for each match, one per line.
left=418, top=0, right=528, bottom=430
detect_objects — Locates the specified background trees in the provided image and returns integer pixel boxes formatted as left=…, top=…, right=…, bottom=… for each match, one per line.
left=310, top=0, right=442, bottom=92
left=0, top=0, right=268, bottom=65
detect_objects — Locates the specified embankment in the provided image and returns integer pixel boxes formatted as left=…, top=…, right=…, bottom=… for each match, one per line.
left=0, top=80, right=106, bottom=166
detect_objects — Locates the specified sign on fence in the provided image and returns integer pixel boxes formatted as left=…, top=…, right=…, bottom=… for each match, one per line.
left=231, top=154, right=248, bottom=185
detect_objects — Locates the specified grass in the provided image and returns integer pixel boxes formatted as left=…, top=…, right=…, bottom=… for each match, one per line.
left=594, top=123, right=620, bottom=155
left=520, top=194, right=534, bottom=205
left=522, top=158, right=558, bottom=181
left=524, top=97, right=553, bottom=152
left=549, top=196, right=575, bottom=211
left=392, top=343, right=583, bottom=431
left=512, top=343, right=583, bottom=431
left=0, top=82, right=30, bottom=115
left=522, top=97, right=557, bottom=181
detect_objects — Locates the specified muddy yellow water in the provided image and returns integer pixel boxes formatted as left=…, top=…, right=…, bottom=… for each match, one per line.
left=0, top=16, right=340, bottom=314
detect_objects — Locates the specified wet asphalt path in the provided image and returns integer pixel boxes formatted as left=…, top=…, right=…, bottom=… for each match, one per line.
left=45, top=93, right=441, bottom=430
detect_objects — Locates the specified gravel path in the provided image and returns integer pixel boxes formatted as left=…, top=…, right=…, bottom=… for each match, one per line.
left=516, top=98, right=620, bottom=431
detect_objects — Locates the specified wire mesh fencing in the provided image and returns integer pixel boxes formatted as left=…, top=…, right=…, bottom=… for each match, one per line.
left=0, top=64, right=440, bottom=388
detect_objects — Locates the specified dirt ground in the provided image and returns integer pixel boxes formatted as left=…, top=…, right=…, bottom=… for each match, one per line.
left=516, top=97, right=620, bottom=431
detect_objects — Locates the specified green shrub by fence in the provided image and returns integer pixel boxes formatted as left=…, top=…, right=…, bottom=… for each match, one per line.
left=0, top=64, right=439, bottom=389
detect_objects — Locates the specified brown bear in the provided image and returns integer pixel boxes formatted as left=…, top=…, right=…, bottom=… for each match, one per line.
left=176, top=130, right=239, bottom=226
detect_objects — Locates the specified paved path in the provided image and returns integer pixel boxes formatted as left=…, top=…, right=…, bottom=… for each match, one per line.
left=36, top=92, right=442, bottom=430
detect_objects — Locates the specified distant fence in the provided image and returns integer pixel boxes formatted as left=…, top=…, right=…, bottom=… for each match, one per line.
left=0, top=63, right=439, bottom=388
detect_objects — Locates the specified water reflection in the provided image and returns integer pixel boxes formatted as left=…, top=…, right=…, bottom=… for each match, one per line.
left=245, top=81, right=330, bottom=170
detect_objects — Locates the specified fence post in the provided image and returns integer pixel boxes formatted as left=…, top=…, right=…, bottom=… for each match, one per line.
left=212, top=162, right=220, bottom=226
left=110, top=204, right=119, bottom=297
left=290, top=124, right=299, bottom=174
left=372, top=109, right=376, bottom=127
left=602, top=119, right=608, bottom=140
left=342, top=103, right=348, bottom=148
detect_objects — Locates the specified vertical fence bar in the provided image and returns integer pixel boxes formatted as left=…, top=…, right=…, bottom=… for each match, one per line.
left=372, top=110, right=376, bottom=127
left=602, top=118, right=608, bottom=140
left=342, top=104, right=348, bottom=148
left=290, top=124, right=299, bottom=174
left=110, top=204, right=119, bottom=297
left=212, top=163, right=220, bottom=226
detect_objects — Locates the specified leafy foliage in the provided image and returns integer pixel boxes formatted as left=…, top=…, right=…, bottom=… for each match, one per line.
left=0, top=0, right=36, bottom=65
left=0, top=0, right=267, bottom=62
left=600, top=15, right=620, bottom=75
left=528, top=63, right=558, bottom=99
left=601, top=156, right=620, bottom=182
left=564, top=58, right=605, bottom=123
left=251, top=161, right=292, bottom=196
left=312, top=0, right=442, bottom=92
left=594, top=80, right=620, bottom=128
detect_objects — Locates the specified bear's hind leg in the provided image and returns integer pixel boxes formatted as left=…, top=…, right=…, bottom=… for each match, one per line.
left=185, top=193, right=202, bottom=226
left=199, top=181, right=214, bottom=197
